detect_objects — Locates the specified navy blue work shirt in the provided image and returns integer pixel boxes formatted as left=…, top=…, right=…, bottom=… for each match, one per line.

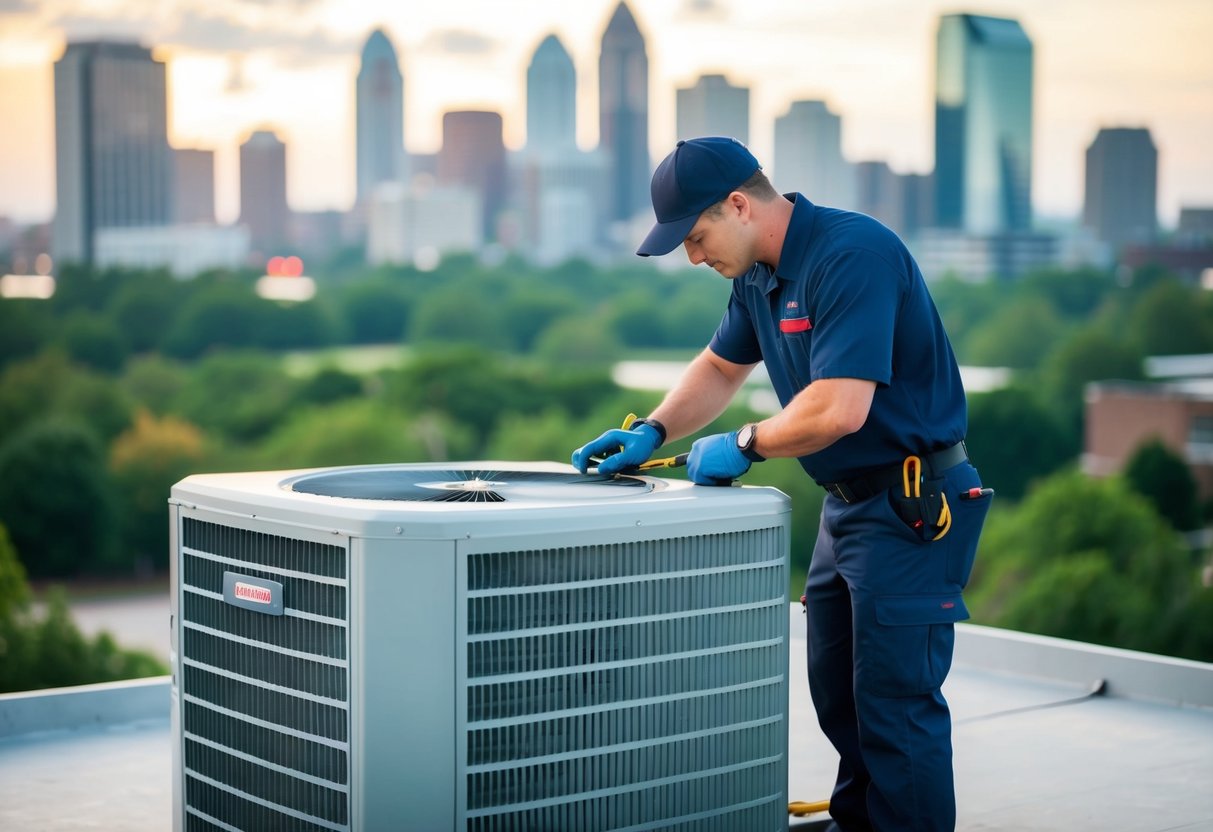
left=708, top=194, right=967, bottom=484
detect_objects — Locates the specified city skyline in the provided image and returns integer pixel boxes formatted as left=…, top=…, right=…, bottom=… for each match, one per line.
left=0, top=0, right=1210, bottom=227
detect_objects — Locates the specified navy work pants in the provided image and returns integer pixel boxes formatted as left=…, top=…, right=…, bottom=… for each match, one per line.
left=805, top=460, right=990, bottom=832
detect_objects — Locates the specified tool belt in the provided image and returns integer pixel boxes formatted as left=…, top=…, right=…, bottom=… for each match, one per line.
left=821, top=441, right=968, bottom=504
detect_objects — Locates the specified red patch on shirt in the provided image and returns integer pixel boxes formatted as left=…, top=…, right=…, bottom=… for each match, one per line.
left=780, top=317, right=812, bottom=333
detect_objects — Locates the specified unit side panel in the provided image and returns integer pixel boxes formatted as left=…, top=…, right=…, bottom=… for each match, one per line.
left=350, top=536, right=457, bottom=832
left=457, top=514, right=791, bottom=831
left=173, top=507, right=353, bottom=832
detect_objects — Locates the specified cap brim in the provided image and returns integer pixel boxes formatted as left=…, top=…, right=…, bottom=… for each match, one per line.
left=636, top=213, right=699, bottom=257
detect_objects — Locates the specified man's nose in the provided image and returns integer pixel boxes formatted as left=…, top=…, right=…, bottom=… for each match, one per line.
left=684, top=241, right=704, bottom=265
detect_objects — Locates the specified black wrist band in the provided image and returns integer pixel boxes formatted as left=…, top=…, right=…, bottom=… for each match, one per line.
left=630, top=417, right=666, bottom=447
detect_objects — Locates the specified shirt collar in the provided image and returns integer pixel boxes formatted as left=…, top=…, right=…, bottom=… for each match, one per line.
left=751, top=193, right=816, bottom=295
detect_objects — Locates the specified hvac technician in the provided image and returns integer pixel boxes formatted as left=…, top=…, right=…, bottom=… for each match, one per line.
left=571, top=136, right=992, bottom=832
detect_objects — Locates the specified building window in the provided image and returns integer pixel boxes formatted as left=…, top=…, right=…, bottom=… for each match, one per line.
left=1188, top=415, right=1213, bottom=464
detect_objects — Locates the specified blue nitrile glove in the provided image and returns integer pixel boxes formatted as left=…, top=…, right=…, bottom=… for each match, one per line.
left=686, top=431, right=751, bottom=486
left=571, top=424, right=662, bottom=475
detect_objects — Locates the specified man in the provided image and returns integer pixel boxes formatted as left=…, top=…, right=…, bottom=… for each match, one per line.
left=571, top=136, right=991, bottom=832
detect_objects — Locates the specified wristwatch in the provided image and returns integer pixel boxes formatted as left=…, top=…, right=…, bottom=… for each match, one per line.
left=736, top=423, right=765, bottom=462
left=630, top=417, right=666, bottom=447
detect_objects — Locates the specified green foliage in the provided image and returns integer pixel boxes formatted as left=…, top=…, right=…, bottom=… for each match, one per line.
left=171, top=351, right=302, bottom=442
left=1123, top=438, right=1201, bottom=531
left=58, top=311, right=130, bottom=373
left=109, top=410, right=207, bottom=571
left=104, top=270, right=186, bottom=353
left=0, top=299, right=53, bottom=370
left=256, top=399, right=473, bottom=469
left=0, top=418, right=117, bottom=577
left=0, top=523, right=166, bottom=693
left=966, top=468, right=1208, bottom=660
left=966, top=386, right=1075, bottom=500
left=0, top=351, right=134, bottom=444
left=340, top=280, right=411, bottom=344
left=1129, top=278, right=1213, bottom=356
left=961, top=296, right=1066, bottom=369
left=1039, top=325, right=1145, bottom=433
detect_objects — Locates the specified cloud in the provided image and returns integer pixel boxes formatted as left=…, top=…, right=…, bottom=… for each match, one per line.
left=417, top=28, right=497, bottom=56
left=681, top=0, right=728, bottom=18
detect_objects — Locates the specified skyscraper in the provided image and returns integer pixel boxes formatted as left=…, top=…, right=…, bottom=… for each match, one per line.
left=356, top=28, right=407, bottom=205
left=526, top=34, right=577, bottom=158
left=934, top=14, right=1033, bottom=233
left=676, top=74, right=749, bottom=145
left=174, top=148, right=215, bottom=224
left=1083, top=127, right=1158, bottom=251
left=52, top=40, right=172, bottom=265
left=598, top=2, right=650, bottom=226
left=239, top=130, right=289, bottom=255
left=438, top=111, right=506, bottom=241
left=773, top=99, right=855, bottom=209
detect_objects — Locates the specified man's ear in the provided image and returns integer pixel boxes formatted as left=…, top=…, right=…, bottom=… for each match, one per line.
left=727, top=191, right=750, bottom=220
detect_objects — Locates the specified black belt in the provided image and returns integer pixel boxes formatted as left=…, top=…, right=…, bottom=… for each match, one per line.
left=822, top=442, right=969, bottom=504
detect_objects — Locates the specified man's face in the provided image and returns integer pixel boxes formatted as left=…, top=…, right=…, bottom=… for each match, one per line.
left=681, top=196, right=753, bottom=279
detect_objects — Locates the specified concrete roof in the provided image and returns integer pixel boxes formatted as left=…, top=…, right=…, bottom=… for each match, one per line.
left=2, top=607, right=1211, bottom=831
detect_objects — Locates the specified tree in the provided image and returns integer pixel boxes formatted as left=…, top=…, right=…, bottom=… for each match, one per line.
left=162, top=283, right=267, bottom=358
left=340, top=281, right=411, bottom=344
left=0, top=522, right=166, bottom=693
left=255, top=399, right=471, bottom=469
left=171, top=351, right=301, bottom=442
left=58, top=311, right=130, bottom=373
left=0, top=418, right=117, bottom=577
left=961, top=296, right=1067, bottom=369
left=965, top=386, right=1076, bottom=500
left=1040, top=325, right=1145, bottom=435
left=1129, top=278, right=1213, bottom=356
left=966, top=469, right=1206, bottom=659
left=1123, top=438, right=1201, bottom=531
left=109, top=410, right=208, bottom=572
left=0, top=351, right=134, bottom=444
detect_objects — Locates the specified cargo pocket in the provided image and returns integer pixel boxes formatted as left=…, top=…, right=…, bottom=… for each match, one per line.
left=861, top=593, right=969, bottom=698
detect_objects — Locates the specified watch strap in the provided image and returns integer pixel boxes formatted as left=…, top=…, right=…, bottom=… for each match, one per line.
left=630, top=417, right=666, bottom=447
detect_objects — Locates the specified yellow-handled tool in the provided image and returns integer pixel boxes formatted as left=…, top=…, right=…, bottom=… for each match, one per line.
left=590, top=413, right=688, bottom=473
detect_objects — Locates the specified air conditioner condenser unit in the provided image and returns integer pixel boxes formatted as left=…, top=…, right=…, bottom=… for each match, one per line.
left=169, top=461, right=792, bottom=831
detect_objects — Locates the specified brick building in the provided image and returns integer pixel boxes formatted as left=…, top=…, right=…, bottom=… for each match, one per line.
left=1084, top=380, right=1213, bottom=500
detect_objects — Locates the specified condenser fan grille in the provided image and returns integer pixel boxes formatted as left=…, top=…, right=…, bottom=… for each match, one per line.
left=285, top=468, right=650, bottom=503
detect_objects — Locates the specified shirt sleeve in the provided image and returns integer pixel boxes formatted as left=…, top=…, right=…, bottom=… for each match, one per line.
left=808, top=248, right=905, bottom=386
left=708, top=280, right=764, bottom=365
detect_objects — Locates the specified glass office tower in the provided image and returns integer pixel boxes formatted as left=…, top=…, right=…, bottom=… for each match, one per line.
left=356, top=28, right=407, bottom=205
left=934, top=14, right=1033, bottom=233
left=526, top=34, right=578, bottom=158
left=598, top=1, right=650, bottom=225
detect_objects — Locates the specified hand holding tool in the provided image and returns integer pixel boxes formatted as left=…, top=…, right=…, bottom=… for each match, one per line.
left=686, top=431, right=751, bottom=486
left=571, top=413, right=662, bottom=476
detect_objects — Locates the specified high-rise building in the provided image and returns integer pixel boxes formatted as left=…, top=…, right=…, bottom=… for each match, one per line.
left=598, top=2, right=650, bottom=226
left=675, top=74, right=749, bottom=145
left=1083, top=127, right=1158, bottom=251
left=934, top=14, right=1033, bottom=233
left=773, top=99, right=855, bottom=210
left=526, top=34, right=577, bottom=159
left=437, top=111, right=506, bottom=241
left=174, top=148, right=215, bottom=224
left=239, top=130, right=289, bottom=255
left=356, top=28, right=407, bottom=205
left=52, top=40, right=173, bottom=265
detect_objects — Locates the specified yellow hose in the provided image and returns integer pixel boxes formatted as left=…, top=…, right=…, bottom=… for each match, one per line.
left=788, top=799, right=830, bottom=817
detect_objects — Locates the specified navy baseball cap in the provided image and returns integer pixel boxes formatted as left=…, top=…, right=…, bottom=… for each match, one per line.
left=636, top=136, right=761, bottom=257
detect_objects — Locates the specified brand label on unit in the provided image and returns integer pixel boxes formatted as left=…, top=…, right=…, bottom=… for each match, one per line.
left=222, top=571, right=284, bottom=616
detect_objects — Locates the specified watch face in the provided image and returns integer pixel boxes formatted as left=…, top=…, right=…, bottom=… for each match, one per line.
left=737, top=423, right=756, bottom=449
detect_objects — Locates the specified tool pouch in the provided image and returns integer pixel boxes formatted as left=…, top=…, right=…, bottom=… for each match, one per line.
left=891, top=475, right=948, bottom=542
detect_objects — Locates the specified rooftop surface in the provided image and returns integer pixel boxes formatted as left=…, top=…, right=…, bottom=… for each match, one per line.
left=2, top=606, right=1211, bottom=831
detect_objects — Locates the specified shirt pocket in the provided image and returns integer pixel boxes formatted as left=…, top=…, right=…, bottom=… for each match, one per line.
left=778, top=327, right=814, bottom=390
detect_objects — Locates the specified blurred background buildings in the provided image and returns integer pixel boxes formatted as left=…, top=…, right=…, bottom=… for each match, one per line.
left=1, top=1, right=1210, bottom=284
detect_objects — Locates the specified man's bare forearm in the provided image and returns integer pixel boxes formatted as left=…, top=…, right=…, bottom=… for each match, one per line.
left=647, top=349, right=756, bottom=443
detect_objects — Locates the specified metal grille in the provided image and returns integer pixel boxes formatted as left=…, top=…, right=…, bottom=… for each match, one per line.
left=464, top=527, right=788, bottom=831
left=179, top=517, right=350, bottom=832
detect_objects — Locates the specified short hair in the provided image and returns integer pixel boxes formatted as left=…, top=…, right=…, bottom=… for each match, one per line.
left=701, top=170, right=779, bottom=217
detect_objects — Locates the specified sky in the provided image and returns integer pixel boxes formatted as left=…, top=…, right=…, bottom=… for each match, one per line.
left=0, top=0, right=1210, bottom=227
